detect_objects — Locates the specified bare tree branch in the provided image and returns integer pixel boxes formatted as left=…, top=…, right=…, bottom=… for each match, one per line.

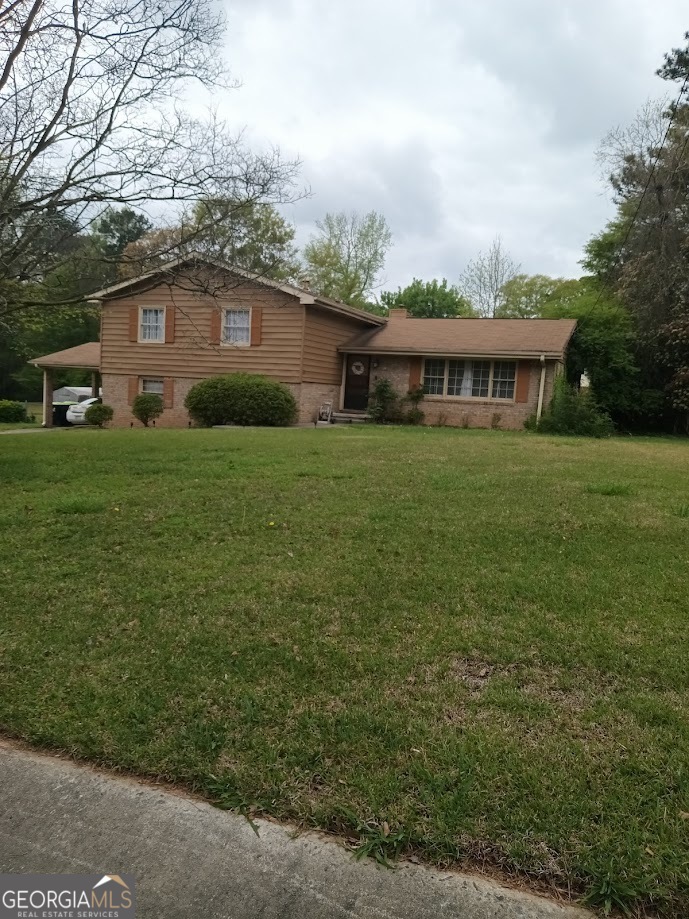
left=459, top=237, right=521, bottom=318
left=0, top=0, right=303, bottom=320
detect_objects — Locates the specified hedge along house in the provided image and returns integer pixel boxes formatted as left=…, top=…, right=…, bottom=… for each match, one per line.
left=30, top=259, right=575, bottom=429
left=339, top=310, right=577, bottom=429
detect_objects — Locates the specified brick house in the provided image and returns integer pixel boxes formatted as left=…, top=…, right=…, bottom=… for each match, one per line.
left=341, top=309, right=576, bottom=429
left=31, top=258, right=576, bottom=429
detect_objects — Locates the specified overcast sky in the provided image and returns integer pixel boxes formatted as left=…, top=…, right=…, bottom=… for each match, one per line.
left=214, top=0, right=688, bottom=291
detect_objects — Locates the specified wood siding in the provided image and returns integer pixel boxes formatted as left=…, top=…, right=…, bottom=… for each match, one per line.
left=302, top=307, right=370, bottom=384
left=101, top=283, right=305, bottom=383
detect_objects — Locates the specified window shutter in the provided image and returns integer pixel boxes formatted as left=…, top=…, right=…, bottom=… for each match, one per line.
left=409, top=357, right=422, bottom=391
left=128, top=377, right=138, bottom=405
left=163, top=378, right=174, bottom=409
left=515, top=361, right=531, bottom=403
left=250, top=307, right=262, bottom=346
left=209, top=308, right=221, bottom=345
left=129, top=307, right=139, bottom=342
left=165, top=307, right=175, bottom=343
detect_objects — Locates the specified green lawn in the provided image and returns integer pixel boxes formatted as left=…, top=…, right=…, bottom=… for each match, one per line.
left=1, top=426, right=688, bottom=915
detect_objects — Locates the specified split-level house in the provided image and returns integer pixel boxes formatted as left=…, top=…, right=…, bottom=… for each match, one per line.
left=31, top=258, right=576, bottom=429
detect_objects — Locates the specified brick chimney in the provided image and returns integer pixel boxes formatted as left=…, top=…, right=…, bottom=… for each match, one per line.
left=388, top=308, right=408, bottom=320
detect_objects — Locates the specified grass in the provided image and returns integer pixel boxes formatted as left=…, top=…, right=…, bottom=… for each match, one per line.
left=1, top=426, right=689, bottom=915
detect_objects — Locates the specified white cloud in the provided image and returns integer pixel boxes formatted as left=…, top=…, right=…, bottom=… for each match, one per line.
left=212, top=0, right=688, bottom=288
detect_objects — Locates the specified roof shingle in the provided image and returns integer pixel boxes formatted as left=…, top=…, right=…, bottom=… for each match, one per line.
left=340, top=317, right=576, bottom=359
left=30, top=342, right=101, bottom=369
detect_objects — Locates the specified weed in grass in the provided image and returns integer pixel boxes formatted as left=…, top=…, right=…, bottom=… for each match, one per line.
left=206, top=776, right=261, bottom=836
left=340, top=809, right=407, bottom=868
left=583, top=872, right=638, bottom=916
left=585, top=483, right=635, bottom=497
left=676, top=503, right=689, bottom=518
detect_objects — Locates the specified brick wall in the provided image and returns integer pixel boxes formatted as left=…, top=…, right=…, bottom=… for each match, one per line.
left=368, top=357, right=559, bottom=430
left=297, top=383, right=342, bottom=423
left=102, top=373, right=202, bottom=428
left=102, top=373, right=342, bottom=428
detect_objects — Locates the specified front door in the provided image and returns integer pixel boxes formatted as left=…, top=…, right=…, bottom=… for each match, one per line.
left=343, top=355, right=371, bottom=410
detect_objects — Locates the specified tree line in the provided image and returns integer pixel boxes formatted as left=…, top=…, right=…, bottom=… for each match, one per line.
left=2, top=3, right=688, bottom=432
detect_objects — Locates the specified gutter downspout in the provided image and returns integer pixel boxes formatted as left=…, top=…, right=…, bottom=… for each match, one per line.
left=536, top=354, right=546, bottom=424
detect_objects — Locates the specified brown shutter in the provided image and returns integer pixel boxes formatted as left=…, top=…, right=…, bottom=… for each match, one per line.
left=515, top=361, right=531, bottom=403
left=250, top=306, right=262, bottom=346
left=129, top=307, right=139, bottom=342
left=128, top=377, right=138, bottom=405
left=209, top=308, right=221, bottom=345
left=163, top=378, right=174, bottom=409
left=165, top=307, right=175, bottom=343
left=409, top=356, right=422, bottom=391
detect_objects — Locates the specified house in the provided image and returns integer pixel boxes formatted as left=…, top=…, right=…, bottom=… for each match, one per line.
left=30, top=258, right=576, bottom=429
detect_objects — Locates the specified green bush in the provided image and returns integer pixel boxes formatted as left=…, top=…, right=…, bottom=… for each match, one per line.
left=0, top=400, right=28, bottom=423
left=184, top=374, right=297, bottom=427
left=368, top=380, right=426, bottom=425
left=367, top=378, right=401, bottom=424
left=85, top=403, right=114, bottom=428
left=132, top=393, right=163, bottom=427
left=527, top=378, right=614, bottom=438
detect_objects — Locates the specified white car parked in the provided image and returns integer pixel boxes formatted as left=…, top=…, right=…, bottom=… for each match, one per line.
left=66, top=397, right=101, bottom=425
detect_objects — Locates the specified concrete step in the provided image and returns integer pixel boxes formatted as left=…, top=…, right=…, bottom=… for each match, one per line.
left=331, top=411, right=369, bottom=424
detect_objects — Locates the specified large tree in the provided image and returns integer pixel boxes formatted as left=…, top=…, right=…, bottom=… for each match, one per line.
left=118, top=200, right=300, bottom=281
left=586, top=33, right=689, bottom=429
left=498, top=274, right=564, bottom=318
left=302, top=211, right=392, bottom=308
left=0, top=0, right=299, bottom=324
left=459, top=237, right=520, bottom=318
left=380, top=278, right=474, bottom=318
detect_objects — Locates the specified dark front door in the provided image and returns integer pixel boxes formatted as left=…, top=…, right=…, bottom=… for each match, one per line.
left=343, top=355, right=371, bottom=410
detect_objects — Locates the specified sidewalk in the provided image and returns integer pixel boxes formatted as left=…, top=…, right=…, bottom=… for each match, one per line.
left=0, top=740, right=592, bottom=919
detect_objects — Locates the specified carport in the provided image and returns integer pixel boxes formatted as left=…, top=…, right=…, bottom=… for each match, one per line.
left=30, top=342, right=101, bottom=427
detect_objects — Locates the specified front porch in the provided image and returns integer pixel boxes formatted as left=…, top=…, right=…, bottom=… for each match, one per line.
left=30, top=342, right=101, bottom=427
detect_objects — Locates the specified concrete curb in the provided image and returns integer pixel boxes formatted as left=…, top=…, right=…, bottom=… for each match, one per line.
left=0, top=741, right=593, bottom=919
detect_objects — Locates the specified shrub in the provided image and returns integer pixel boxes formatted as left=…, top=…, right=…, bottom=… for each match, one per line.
left=368, top=380, right=426, bottom=425
left=85, top=403, right=114, bottom=427
left=0, top=400, right=28, bottom=423
left=404, top=385, right=425, bottom=425
left=184, top=374, right=297, bottom=427
left=132, top=393, right=164, bottom=427
left=367, top=379, right=402, bottom=424
left=527, top=378, right=614, bottom=438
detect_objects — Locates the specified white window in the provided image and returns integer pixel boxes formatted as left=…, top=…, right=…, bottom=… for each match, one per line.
left=140, top=307, right=164, bottom=342
left=491, top=361, right=517, bottom=400
left=423, top=358, right=445, bottom=395
left=141, top=378, right=164, bottom=395
left=471, top=361, right=491, bottom=398
left=222, top=308, right=251, bottom=345
left=423, top=359, right=517, bottom=401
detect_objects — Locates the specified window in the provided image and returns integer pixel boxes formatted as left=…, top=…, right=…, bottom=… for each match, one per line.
left=222, top=308, right=251, bottom=344
left=140, top=307, right=164, bottom=342
left=422, top=359, right=518, bottom=401
left=447, top=360, right=467, bottom=397
left=471, top=361, right=491, bottom=398
left=423, top=358, right=445, bottom=395
left=491, top=361, right=517, bottom=400
left=141, top=378, right=164, bottom=395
